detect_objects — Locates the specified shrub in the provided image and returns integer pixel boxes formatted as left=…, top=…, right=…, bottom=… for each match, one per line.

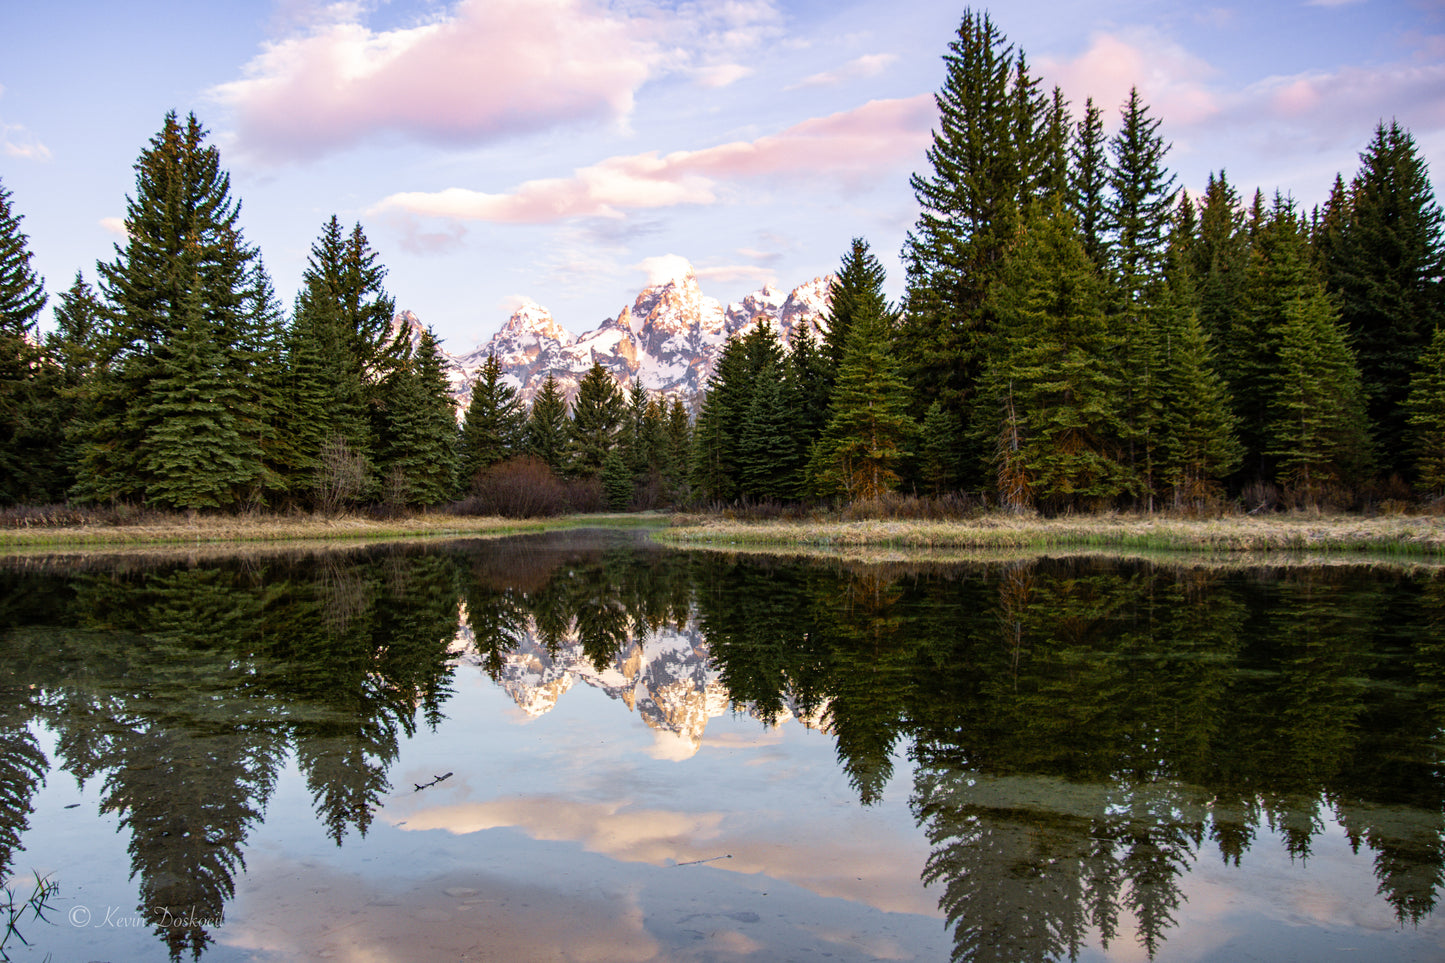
left=452, top=456, right=603, bottom=517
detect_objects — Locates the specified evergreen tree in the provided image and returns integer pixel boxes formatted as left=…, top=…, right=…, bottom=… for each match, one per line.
left=1069, top=98, right=1109, bottom=267
left=1231, top=194, right=1346, bottom=486
left=1267, top=288, right=1373, bottom=498
left=601, top=449, right=632, bottom=511
left=901, top=9, right=1046, bottom=440
left=135, top=274, right=262, bottom=510
left=566, top=361, right=625, bottom=476
left=0, top=178, right=46, bottom=335
left=1405, top=325, right=1445, bottom=497
left=0, top=178, right=51, bottom=504
left=917, top=400, right=962, bottom=496
left=1320, top=122, right=1445, bottom=475
left=737, top=356, right=802, bottom=500
left=1105, top=87, right=1177, bottom=506
left=623, top=377, right=650, bottom=476
left=378, top=328, right=457, bottom=506
left=1155, top=236, right=1241, bottom=507
left=982, top=202, right=1125, bottom=512
left=82, top=112, right=267, bottom=509
left=1191, top=171, right=1249, bottom=361
left=663, top=397, right=692, bottom=501
left=809, top=302, right=915, bottom=502
left=788, top=319, right=830, bottom=446
left=691, top=320, right=787, bottom=501
left=45, top=273, right=103, bottom=496
left=523, top=373, right=569, bottom=473
left=821, top=238, right=891, bottom=393
left=458, top=356, right=524, bottom=486
left=288, top=215, right=406, bottom=499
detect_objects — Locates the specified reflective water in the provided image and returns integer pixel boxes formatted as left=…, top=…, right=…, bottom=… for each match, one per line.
left=1, top=530, right=1443, bottom=961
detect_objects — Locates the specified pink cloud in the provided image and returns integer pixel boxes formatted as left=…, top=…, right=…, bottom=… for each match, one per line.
left=1037, top=29, right=1222, bottom=127
left=372, top=95, right=936, bottom=224
left=212, top=0, right=657, bottom=164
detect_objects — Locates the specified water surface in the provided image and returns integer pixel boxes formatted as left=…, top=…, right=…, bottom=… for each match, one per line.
left=1, top=531, right=1442, bottom=961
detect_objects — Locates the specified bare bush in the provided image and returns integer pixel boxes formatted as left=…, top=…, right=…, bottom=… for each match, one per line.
left=452, top=456, right=603, bottom=518
left=315, top=437, right=372, bottom=516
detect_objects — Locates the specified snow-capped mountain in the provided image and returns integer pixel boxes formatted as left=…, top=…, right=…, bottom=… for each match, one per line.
left=450, top=611, right=830, bottom=758
left=417, top=260, right=834, bottom=412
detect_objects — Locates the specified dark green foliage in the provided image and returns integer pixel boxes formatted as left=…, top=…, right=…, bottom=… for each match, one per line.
left=1191, top=171, right=1249, bottom=358
left=1230, top=194, right=1372, bottom=492
left=663, top=397, right=692, bottom=501
left=822, top=237, right=891, bottom=397
left=1266, top=288, right=1372, bottom=497
left=692, top=320, right=792, bottom=501
left=80, top=112, right=270, bottom=509
left=982, top=202, right=1125, bottom=512
left=1069, top=98, right=1108, bottom=267
left=0, top=178, right=56, bottom=504
left=901, top=9, right=1043, bottom=427
left=0, top=179, right=46, bottom=335
left=136, top=277, right=263, bottom=510
left=286, top=216, right=407, bottom=502
left=809, top=302, right=915, bottom=501
left=1319, top=122, right=1445, bottom=475
left=566, top=362, right=625, bottom=477
left=1154, top=239, right=1241, bottom=506
left=1105, top=87, right=1177, bottom=504
left=459, top=356, right=524, bottom=485
left=787, top=320, right=830, bottom=447
left=378, top=328, right=458, bottom=506
left=917, top=400, right=961, bottom=495
left=736, top=356, right=800, bottom=500
left=523, top=374, right=569, bottom=473
left=601, top=448, right=632, bottom=510
left=1405, top=326, right=1445, bottom=496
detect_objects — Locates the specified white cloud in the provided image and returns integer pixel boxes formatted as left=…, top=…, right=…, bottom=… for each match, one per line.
left=790, top=53, right=897, bottom=89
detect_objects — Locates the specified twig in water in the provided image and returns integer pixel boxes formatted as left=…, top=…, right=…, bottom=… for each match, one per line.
left=413, top=772, right=454, bottom=792
left=674, top=855, right=732, bottom=867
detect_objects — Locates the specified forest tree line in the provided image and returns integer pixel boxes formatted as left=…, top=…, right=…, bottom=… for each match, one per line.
left=1, top=7, right=1442, bottom=516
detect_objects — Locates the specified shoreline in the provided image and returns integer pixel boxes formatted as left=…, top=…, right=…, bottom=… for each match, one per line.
left=0, top=511, right=657, bottom=553
left=654, top=512, right=1445, bottom=558
left=0, top=510, right=1440, bottom=560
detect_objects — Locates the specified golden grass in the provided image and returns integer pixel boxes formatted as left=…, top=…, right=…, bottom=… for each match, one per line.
left=0, top=511, right=654, bottom=554
left=656, top=512, right=1445, bottom=559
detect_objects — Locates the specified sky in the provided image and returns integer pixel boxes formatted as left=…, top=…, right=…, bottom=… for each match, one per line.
left=2, top=0, right=1442, bottom=354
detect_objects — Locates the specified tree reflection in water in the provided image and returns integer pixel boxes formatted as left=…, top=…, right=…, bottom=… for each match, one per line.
left=0, top=538, right=1441, bottom=961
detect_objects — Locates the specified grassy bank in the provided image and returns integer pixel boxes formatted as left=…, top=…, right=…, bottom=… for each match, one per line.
left=656, top=512, right=1445, bottom=557
left=0, top=510, right=660, bottom=552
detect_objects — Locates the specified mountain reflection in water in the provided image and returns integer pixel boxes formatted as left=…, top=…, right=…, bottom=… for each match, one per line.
left=0, top=530, right=1443, bottom=962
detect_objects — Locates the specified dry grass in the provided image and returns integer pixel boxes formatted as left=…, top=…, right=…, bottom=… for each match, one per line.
left=0, top=511, right=578, bottom=552
left=658, top=511, right=1445, bottom=558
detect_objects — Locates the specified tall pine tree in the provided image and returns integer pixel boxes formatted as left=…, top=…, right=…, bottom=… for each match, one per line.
left=82, top=112, right=268, bottom=509
left=0, top=177, right=53, bottom=504
left=458, top=356, right=524, bottom=486
left=1320, top=122, right=1445, bottom=476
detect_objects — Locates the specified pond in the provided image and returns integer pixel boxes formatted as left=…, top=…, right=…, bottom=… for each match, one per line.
left=1, top=529, right=1443, bottom=962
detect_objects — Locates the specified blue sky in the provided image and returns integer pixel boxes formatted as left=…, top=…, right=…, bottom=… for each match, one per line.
left=2, top=0, right=1441, bottom=352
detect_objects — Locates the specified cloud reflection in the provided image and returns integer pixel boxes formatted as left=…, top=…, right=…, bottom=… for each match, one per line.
left=388, top=795, right=938, bottom=917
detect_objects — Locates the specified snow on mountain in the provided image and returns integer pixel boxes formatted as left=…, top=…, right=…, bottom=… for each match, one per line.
left=450, top=611, right=828, bottom=757
left=407, top=259, right=834, bottom=412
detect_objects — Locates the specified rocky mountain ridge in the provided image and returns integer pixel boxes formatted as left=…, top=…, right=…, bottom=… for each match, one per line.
left=449, top=612, right=830, bottom=759
left=398, top=261, right=834, bottom=411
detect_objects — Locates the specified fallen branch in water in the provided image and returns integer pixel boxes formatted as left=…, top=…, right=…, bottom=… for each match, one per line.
left=413, top=772, right=453, bottom=792
left=675, top=855, right=732, bottom=867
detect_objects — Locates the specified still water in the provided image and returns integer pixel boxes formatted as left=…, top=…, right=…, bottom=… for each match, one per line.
left=1, top=530, right=1443, bottom=962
